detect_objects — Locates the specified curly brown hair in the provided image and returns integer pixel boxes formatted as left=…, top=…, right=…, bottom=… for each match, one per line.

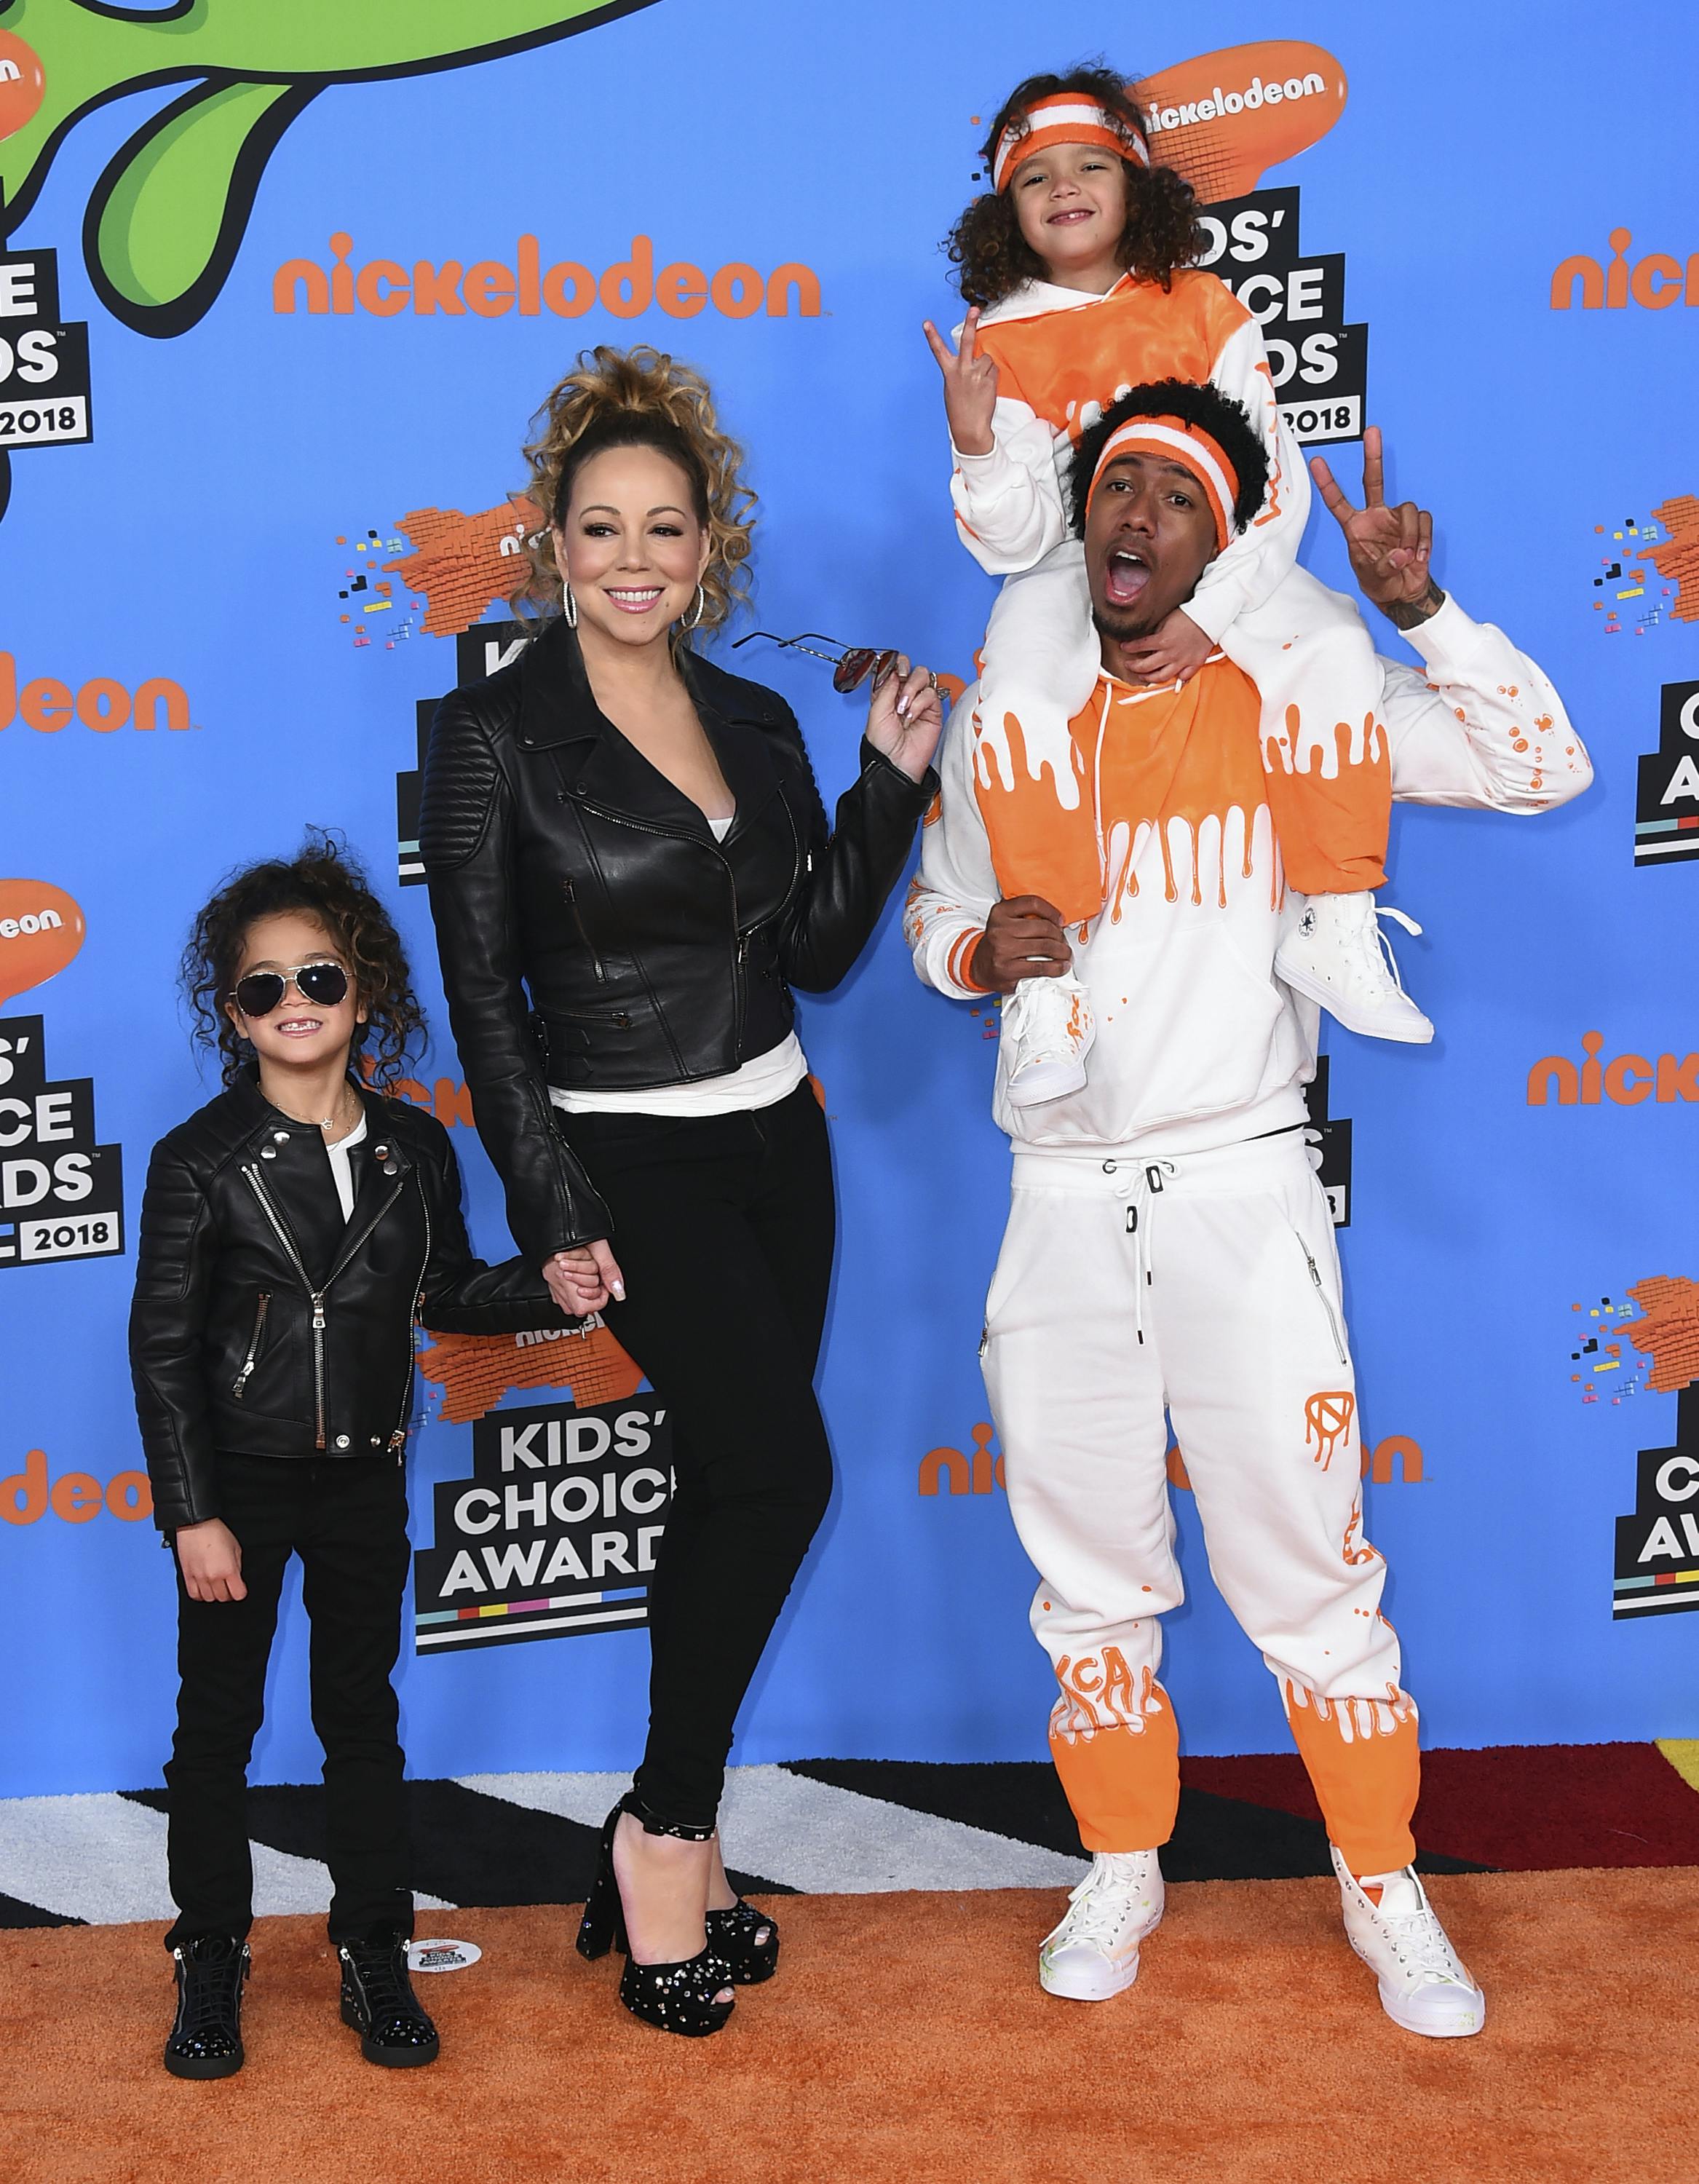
left=511, top=344, right=756, bottom=638
left=182, top=831, right=424, bottom=1089
left=946, top=63, right=1208, bottom=309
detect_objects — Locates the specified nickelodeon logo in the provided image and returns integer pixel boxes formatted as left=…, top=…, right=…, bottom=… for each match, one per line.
left=0, top=651, right=194, bottom=732
left=1528, top=1034, right=1699, bottom=1104
left=921, top=1430, right=1423, bottom=1493
left=1552, top=230, right=1699, bottom=309
left=0, top=881, right=83, bottom=1007
left=0, top=33, right=45, bottom=141
left=1136, top=41, right=1347, bottom=198
left=2, top=1447, right=152, bottom=1525
left=274, top=234, right=820, bottom=323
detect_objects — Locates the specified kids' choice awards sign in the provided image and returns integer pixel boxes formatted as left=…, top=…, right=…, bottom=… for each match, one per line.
left=0, top=248, right=92, bottom=473
left=413, top=1395, right=675, bottom=1653
left=1633, top=680, right=1699, bottom=868
left=0, top=1012, right=123, bottom=1272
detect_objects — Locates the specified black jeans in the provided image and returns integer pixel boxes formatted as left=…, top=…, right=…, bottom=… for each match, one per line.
left=163, top=1452, right=413, bottom=1950
left=570, top=1080, right=836, bottom=1826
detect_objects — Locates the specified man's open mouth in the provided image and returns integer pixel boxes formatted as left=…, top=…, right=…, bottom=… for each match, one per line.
left=1104, top=548, right=1151, bottom=606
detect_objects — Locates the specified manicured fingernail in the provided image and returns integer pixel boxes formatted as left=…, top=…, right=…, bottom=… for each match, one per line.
left=611, top=1281, right=626, bottom=1300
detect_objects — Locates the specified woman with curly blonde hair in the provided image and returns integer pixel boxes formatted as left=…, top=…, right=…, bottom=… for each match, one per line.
left=419, top=345, right=945, bottom=2037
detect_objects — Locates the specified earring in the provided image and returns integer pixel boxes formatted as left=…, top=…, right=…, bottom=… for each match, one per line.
left=562, top=585, right=578, bottom=629
left=681, top=583, right=705, bottom=631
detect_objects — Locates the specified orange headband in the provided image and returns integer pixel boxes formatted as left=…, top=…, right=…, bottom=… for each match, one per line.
left=1086, top=415, right=1240, bottom=548
left=993, top=94, right=1151, bottom=192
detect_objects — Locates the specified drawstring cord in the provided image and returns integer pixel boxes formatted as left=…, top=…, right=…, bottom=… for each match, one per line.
left=1124, top=1158, right=1178, bottom=1344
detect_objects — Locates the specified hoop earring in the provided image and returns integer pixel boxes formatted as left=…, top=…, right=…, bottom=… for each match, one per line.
left=681, top=583, right=705, bottom=632
left=562, top=585, right=578, bottom=630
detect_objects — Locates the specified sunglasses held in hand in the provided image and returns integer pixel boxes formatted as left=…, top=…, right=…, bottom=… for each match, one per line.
left=229, top=961, right=350, bottom=1018
left=732, top=630, right=903, bottom=695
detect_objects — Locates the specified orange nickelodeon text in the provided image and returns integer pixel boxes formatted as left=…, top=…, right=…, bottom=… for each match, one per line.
left=274, top=235, right=821, bottom=324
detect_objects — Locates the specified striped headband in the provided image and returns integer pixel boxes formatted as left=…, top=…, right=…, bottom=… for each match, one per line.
left=1087, top=416, right=1240, bottom=549
left=992, top=94, right=1151, bottom=192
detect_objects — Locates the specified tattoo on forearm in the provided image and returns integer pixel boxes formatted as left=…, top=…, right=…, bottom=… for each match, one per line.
left=1385, top=582, right=1446, bottom=630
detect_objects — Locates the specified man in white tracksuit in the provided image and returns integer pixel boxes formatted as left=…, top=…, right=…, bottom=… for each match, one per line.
left=907, top=379, right=1591, bottom=2037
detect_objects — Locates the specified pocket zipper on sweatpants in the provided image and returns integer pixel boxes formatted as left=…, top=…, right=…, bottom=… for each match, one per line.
left=1294, top=1234, right=1348, bottom=1364
left=231, top=1291, right=271, bottom=1398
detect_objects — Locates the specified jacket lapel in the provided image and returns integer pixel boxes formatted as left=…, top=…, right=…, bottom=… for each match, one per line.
left=517, top=619, right=780, bottom=839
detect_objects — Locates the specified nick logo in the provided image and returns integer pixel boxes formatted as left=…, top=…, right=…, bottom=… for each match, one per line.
left=1, top=1446, right=151, bottom=1526
left=1635, top=681, right=1699, bottom=866
left=919, top=1423, right=1003, bottom=1495
left=1527, top=1034, right=1699, bottom=1106
left=0, top=882, right=82, bottom=1005
left=1304, top=1390, right=1355, bottom=1470
left=1551, top=231, right=1699, bottom=310
left=0, top=649, right=194, bottom=733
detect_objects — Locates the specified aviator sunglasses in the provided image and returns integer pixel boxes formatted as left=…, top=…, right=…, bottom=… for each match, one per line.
left=230, top=960, right=351, bottom=1018
left=732, top=630, right=903, bottom=694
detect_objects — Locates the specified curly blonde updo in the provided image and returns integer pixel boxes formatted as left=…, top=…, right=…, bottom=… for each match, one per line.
left=512, top=344, right=756, bottom=637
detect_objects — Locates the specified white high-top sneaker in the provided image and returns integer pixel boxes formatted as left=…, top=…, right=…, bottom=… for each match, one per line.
left=1002, top=970, right=1095, bottom=1108
left=1331, top=1845, right=1486, bottom=2038
left=1038, top=1850, right=1164, bottom=2001
left=1275, top=892, right=1434, bottom=1043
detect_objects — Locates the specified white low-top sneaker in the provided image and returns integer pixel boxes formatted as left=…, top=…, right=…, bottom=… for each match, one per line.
left=1331, top=1845, right=1486, bottom=2038
left=1038, top=1849, right=1164, bottom=2001
left=1002, top=970, right=1095, bottom=1108
left=1274, top=892, right=1435, bottom=1044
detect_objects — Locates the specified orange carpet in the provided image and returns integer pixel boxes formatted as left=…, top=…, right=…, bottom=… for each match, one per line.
left=3, top=1872, right=1692, bottom=2184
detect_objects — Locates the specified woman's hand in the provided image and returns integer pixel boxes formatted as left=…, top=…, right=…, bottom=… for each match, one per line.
left=922, top=309, right=998, bottom=458
left=970, top=895, right=1073, bottom=994
left=1118, top=607, right=1214, bottom=687
left=866, top=654, right=946, bottom=783
left=544, top=1241, right=626, bottom=1317
left=176, top=1518, right=246, bottom=1604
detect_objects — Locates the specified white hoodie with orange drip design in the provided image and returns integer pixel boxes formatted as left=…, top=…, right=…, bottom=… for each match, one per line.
left=908, top=593, right=1591, bottom=1156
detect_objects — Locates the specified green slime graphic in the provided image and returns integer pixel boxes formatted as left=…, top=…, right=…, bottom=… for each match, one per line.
left=0, top=1, right=654, bottom=331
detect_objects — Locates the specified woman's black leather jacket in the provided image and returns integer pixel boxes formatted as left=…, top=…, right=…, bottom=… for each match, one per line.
left=417, top=618, right=935, bottom=1264
left=129, top=1075, right=566, bottom=1532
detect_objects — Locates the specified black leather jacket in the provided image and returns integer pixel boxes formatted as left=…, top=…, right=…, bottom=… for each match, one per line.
left=418, top=619, right=935, bottom=1264
left=129, top=1075, right=566, bottom=1532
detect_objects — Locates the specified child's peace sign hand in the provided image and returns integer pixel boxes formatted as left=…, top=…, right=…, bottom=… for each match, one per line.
left=922, top=309, right=998, bottom=458
left=1310, top=427, right=1442, bottom=625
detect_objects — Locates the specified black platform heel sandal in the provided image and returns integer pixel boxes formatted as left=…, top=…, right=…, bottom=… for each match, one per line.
left=576, top=1794, right=736, bottom=2038
left=706, top=1894, right=780, bottom=1984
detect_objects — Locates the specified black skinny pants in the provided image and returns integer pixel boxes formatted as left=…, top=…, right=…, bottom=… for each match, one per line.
left=163, top=1452, right=413, bottom=1950
left=569, top=1080, right=836, bottom=1827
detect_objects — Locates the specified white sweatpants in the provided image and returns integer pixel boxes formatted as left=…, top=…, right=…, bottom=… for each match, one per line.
left=982, top=1128, right=1419, bottom=1872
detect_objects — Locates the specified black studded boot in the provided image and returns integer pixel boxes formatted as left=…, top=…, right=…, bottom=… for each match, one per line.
left=163, top=1934, right=250, bottom=2079
left=337, top=1931, right=440, bottom=2068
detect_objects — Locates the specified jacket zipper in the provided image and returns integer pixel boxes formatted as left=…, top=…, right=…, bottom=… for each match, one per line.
left=231, top=1291, right=271, bottom=1398
left=563, top=878, right=606, bottom=983
left=399, top=1179, right=432, bottom=1444
left=1294, top=1233, right=1348, bottom=1364
left=242, top=1166, right=329, bottom=1447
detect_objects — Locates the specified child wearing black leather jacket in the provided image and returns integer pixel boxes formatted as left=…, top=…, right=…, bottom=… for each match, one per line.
left=130, top=836, right=566, bottom=2081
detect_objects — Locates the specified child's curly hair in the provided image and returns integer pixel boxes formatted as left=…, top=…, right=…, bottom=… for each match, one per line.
left=946, top=63, right=1208, bottom=309
left=512, top=344, right=756, bottom=638
left=182, top=831, right=424, bottom=1088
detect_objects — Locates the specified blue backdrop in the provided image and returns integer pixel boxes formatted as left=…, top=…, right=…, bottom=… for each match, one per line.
left=2, top=0, right=1695, bottom=1798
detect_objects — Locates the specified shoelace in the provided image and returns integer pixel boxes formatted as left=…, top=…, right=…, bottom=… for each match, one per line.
left=1058, top=1856, right=1154, bottom=1950
left=1377, top=1904, right=1469, bottom=1987
left=176, top=1947, right=243, bottom=2037
left=344, top=1942, right=412, bottom=2019
left=1372, top=905, right=1423, bottom=997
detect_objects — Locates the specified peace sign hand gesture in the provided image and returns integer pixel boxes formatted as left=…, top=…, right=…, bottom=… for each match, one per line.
left=1309, top=426, right=1445, bottom=630
left=922, top=307, right=999, bottom=458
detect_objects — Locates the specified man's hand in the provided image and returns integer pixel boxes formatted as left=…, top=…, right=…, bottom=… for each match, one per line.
left=922, top=309, right=999, bottom=459
left=866, top=654, right=946, bottom=782
left=970, top=896, right=1073, bottom=994
left=1310, top=426, right=1445, bottom=630
left=1118, top=607, right=1214, bottom=687
left=176, top=1518, right=246, bottom=1604
left=544, top=1241, right=625, bottom=1316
